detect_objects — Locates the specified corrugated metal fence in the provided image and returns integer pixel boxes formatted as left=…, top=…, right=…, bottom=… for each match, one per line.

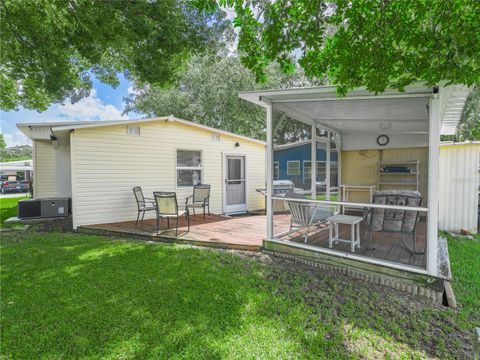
left=439, top=142, right=480, bottom=234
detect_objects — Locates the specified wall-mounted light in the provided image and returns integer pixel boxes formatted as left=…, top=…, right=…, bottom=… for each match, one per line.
left=234, top=142, right=240, bottom=147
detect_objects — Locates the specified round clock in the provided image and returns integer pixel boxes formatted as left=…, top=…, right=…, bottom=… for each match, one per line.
left=376, top=134, right=389, bottom=146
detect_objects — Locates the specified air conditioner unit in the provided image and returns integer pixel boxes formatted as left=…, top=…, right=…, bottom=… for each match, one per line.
left=18, top=198, right=70, bottom=219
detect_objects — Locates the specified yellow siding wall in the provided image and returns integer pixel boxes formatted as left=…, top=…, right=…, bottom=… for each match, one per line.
left=341, top=147, right=428, bottom=204
left=71, top=120, right=266, bottom=228
left=33, top=140, right=57, bottom=197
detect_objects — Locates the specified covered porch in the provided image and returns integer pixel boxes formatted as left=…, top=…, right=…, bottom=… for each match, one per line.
left=240, top=83, right=470, bottom=282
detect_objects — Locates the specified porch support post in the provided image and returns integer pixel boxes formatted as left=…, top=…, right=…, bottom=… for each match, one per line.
left=326, top=133, right=331, bottom=200
left=337, top=133, right=342, bottom=192
left=427, top=95, right=440, bottom=276
left=266, top=101, right=274, bottom=239
left=311, top=122, right=317, bottom=199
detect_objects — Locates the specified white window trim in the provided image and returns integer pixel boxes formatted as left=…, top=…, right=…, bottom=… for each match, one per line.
left=273, top=161, right=279, bottom=180
left=175, top=149, right=203, bottom=188
left=303, top=160, right=311, bottom=183
left=287, top=160, right=300, bottom=176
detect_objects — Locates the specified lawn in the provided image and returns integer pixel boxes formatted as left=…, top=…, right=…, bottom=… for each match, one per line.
left=1, top=230, right=478, bottom=359
left=0, top=195, right=29, bottom=229
left=447, top=233, right=480, bottom=327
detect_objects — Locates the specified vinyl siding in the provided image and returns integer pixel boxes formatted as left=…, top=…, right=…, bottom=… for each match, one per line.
left=33, top=140, right=57, bottom=197
left=439, top=143, right=480, bottom=233
left=71, top=120, right=266, bottom=228
left=341, top=147, right=428, bottom=204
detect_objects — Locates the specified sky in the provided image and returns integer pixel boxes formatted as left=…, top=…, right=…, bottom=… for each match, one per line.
left=0, top=73, right=134, bottom=147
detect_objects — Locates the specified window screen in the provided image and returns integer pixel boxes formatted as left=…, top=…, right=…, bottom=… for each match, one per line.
left=176, top=150, right=202, bottom=187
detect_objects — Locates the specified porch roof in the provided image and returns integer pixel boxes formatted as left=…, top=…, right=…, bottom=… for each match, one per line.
left=239, top=83, right=471, bottom=136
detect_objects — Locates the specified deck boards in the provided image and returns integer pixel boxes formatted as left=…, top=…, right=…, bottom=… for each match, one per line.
left=276, top=215, right=427, bottom=268
left=82, top=213, right=427, bottom=269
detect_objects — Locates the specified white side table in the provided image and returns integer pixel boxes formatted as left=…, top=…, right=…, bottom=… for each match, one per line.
left=327, top=214, right=363, bottom=252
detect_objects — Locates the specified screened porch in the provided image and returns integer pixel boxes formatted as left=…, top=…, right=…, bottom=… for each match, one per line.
left=240, top=84, right=470, bottom=278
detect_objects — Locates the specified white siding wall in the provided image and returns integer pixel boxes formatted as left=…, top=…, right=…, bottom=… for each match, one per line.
left=33, top=140, right=57, bottom=197
left=70, top=120, right=266, bottom=228
left=439, top=143, right=480, bottom=233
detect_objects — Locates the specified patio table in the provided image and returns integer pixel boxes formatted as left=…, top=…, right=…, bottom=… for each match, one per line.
left=327, top=214, right=363, bottom=253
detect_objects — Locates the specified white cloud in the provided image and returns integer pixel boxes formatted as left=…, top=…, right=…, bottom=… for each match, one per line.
left=3, top=132, right=30, bottom=147
left=1, top=89, right=130, bottom=147
left=51, top=89, right=129, bottom=122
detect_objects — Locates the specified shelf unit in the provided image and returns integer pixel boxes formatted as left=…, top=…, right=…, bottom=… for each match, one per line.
left=377, top=160, right=420, bottom=191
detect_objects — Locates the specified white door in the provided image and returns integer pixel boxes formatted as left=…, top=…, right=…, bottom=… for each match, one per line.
left=225, top=155, right=247, bottom=214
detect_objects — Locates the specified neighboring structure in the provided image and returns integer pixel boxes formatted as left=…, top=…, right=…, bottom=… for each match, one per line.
left=439, top=141, right=480, bottom=234
left=273, top=140, right=338, bottom=189
left=18, top=116, right=266, bottom=228
left=0, top=159, right=33, bottom=181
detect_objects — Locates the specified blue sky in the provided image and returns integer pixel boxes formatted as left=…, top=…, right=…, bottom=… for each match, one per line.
left=0, top=74, right=134, bottom=147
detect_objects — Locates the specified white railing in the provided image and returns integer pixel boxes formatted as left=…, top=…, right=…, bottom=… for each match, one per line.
left=273, top=196, right=429, bottom=213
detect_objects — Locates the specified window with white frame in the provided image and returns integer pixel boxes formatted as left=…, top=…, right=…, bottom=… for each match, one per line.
left=303, top=161, right=311, bottom=183
left=176, top=150, right=202, bottom=187
left=273, top=161, right=279, bottom=180
left=287, top=161, right=300, bottom=176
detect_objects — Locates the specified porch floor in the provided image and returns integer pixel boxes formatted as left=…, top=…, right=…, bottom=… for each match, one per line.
left=81, top=213, right=426, bottom=270
left=275, top=215, right=427, bottom=269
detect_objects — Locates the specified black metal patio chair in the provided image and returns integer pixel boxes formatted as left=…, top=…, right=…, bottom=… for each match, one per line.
left=153, top=191, right=190, bottom=236
left=185, top=184, right=211, bottom=219
left=133, top=186, right=156, bottom=225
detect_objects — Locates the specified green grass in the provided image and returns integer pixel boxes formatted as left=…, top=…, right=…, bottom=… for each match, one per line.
left=447, top=233, right=480, bottom=327
left=1, top=231, right=477, bottom=359
left=0, top=196, right=29, bottom=229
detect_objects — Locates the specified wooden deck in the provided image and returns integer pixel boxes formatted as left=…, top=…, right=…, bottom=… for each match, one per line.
left=274, top=216, right=427, bottom=269
left=81, top=214, right=270, bottom=251
left=81, top=213, right=426, bottom=269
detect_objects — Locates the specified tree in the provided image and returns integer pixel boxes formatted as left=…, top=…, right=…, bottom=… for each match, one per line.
left=198, top=0, right=480, bottom=95
left=0, top=134, right=6, bottom=150
left=0, top=0, right=231, bottom=111
left=125, top=55, right=320, bottom=142
left=456, top=86, right=480, bottom=141
left=0, top=144, right=32, bottom=162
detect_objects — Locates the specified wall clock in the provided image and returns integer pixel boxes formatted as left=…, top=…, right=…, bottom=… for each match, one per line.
left=376, top=134, right=389, bottom=146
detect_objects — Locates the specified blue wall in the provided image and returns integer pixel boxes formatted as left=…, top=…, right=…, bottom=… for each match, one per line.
left=274, top=143, right=338, bottom=188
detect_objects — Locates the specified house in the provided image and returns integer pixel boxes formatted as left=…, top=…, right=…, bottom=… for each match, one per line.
left=17, top=116, right=266, bottom=229
left=274, top=140, right=339, bottom=191
left=0, top=159, right=33, bottom=181
left=239, top=83, right=472, bottom=300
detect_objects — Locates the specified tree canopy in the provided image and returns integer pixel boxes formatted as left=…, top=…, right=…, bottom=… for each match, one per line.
left=0, top=0, right=231, bottom=111
left=126, top=55, right=319, bottom=141
left=198, top=0, right=480, bottom=95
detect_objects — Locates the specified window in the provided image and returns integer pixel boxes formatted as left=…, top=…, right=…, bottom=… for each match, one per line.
left=127, top=125, right=140, bottom=136
left=273, top=162, right=279, bottom=180
left=176, top=150, right=202, bottom=187
left=303, top=161, right=311, bottom=183
left=317, top=161, right=338, bottom=186
left=287, top=161, right=300, bottom=176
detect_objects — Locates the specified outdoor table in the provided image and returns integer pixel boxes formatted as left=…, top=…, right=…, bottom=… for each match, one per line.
left=327, top=214, right=363, bottom=253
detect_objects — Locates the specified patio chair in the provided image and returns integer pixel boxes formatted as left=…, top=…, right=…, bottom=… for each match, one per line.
left=153, top=191, right=190, bottom=237
left=285, top=192, right=337, bottom=243
left=133, top=186, right=156, bottom=225
left=363, top=190, right=423, bottom=254
left=185, top=184, right=211, bottom=219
